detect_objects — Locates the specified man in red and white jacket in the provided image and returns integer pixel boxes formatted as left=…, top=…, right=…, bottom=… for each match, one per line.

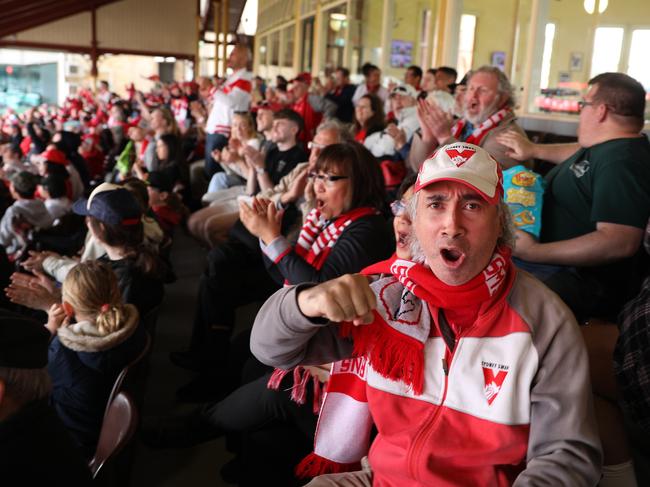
left=204, top=44, right=252, bottom=177
left=251, top=142, right=602, bottom=486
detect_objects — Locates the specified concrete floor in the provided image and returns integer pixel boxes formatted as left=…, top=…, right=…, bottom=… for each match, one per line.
left=130, top=231, right=260, bottom=487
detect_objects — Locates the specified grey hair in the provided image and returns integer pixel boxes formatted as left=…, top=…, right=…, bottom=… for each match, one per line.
left=407, top=191, right=515, bottom=263
left=0, top=367, right=52, bottom=404
left=316, top=119, right=354, bottom=143
left=470, top=66, right=516, bottom=109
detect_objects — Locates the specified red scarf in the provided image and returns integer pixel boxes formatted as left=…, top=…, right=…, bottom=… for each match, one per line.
left=343, top=246, right=515, bottom=394
left=296, top=247, right=515, bottom=479
left=451, top=108, right=510, bottom=146
left=366, top=83, right=380, bottom=94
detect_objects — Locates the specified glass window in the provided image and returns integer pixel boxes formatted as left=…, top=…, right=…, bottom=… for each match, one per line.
left=627, top=29, right=650, bottom=89
left=419, top=9, right=433, bottom=68
left=540, top=23, right=556, bottom=90
left=589, top=26, right=624, bottom=78
left=456, top=14, right=477, bottom=80
left=259, top=36, right=268, bottom=66
left=323, top=6, right=347, bottom=73
left=301, top=17, right=315, bottom=72
left=270, top=31, right=280, bottom=66
left=519, top=0, right=650, bottom=120
left=283, top=25, right=295, bottom=68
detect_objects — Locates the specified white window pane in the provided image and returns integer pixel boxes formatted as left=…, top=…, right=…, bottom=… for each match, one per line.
left=628, top=29, right=650, bottom=90
left=457, top=14, right=476, bottom=80
left=540, top=23, right=555, bottom=89
left=589, top=27, right=624, bottom=78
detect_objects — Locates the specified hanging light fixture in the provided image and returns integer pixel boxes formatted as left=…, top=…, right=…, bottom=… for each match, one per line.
left=584, top=0, right=609, bottom=14
left=598, top=0, right=609, bottom=13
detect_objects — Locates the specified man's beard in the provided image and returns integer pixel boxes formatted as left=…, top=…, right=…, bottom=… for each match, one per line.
left=464, top=98, right=500, bottom=126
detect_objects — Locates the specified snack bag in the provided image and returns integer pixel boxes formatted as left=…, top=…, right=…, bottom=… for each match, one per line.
left=503, top=165, right=545, bottom=238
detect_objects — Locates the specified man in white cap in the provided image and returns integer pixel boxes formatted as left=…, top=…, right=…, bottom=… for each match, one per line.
left=365, top=84, right=420, bottom=161
left=251, top=142, right=601, bottom=486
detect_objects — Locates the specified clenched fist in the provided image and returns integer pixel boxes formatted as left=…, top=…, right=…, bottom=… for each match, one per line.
left=297, top=274, right=377, bottom=326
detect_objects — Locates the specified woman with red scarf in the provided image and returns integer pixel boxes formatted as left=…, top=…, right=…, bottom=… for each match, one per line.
left=240, top=142, right=393, bottom=285
left=352, top=94, right=385, bottom=143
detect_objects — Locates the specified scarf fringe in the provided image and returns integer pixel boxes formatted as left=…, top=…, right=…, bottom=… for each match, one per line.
left=267, top=368, right=290, bottom=390
left=268, top=367, right=325, bottom=413
left=291, top=367, right=311, bottom=405
left=341, top=317, right=424, bottom=396
left=295, top=452, right=362, bottom=479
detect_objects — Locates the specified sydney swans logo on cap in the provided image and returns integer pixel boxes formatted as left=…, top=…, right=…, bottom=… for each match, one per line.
left=445, top=144, right=476, bottom=167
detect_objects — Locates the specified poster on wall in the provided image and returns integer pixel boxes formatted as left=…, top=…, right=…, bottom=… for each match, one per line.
left=390, top=40, right=413, bottom=68
left=570, top=52, right=583, bottom=72
left=491, top=51, right=506, bottom=72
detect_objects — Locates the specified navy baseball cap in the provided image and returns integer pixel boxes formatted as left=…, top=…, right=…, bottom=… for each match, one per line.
left=73, top=182, right=143, bottom=226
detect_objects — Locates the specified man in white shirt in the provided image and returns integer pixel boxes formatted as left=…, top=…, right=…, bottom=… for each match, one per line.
left=204, top=45, right=253, bottom=177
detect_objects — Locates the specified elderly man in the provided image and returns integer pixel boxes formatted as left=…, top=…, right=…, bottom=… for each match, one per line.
left=251, top=142, right=602, bottom=486
left=408, top=65, right=530, bottom=172
left=384, top=84, right=420, bottom=158
left=496, top=72, right=650, bottom=322
left=0, top=312, right=92, bottom=483
left=204, top=44, right=253, bottom=176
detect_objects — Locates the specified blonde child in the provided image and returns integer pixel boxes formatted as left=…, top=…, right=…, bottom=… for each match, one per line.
left=46, top=261, right=145, bottom=457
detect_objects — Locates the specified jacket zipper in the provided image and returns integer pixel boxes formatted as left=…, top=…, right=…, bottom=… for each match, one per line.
left=407, top=336, right=456, bottom=480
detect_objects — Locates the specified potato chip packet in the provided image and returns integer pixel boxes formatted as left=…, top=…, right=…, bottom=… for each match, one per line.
left=503, top=165, right=545, bottom=238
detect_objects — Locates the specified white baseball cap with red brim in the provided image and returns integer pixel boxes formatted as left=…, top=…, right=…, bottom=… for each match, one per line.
left=414, top=142, right=503, bottom=204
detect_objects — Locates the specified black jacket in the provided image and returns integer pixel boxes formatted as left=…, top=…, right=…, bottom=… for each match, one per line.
left=0, top=399, right=92, bottom=484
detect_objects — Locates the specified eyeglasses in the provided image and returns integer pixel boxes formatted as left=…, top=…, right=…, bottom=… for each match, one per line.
left=577, top=99, right=634, bottom=116
left=307, top=141, right=327, bottom=151
left=307, top=172, right=349, bottom=186
left=390, top=199, right=406, bottom=217
left=577, top=99, right=595, bottom=111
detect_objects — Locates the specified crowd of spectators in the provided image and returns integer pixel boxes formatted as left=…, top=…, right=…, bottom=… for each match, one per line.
left=0, top=41, right=649, bottom=486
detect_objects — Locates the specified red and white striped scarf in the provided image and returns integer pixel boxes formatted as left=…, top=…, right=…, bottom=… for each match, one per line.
left=452, top=108, right=510, bottom=146
left=294, top=207, right=378, bottom=273
left=267, top=206, right=378, bottom=478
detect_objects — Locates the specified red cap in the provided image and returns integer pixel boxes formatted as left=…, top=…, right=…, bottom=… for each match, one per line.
left=291, top=72, right=312, bottom=85
left=252, top=100, right=283, bottom=113
left=41, top=148, right=68, bottom=166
